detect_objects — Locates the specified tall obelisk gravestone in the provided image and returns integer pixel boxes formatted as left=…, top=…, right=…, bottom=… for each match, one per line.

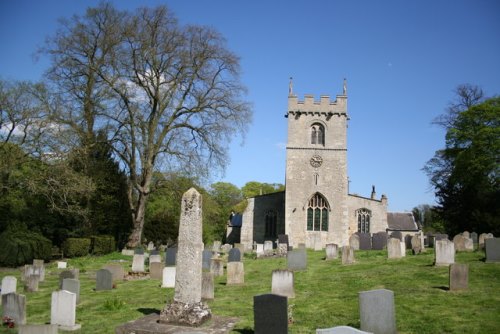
left=160, top=188, right=211, bottom=326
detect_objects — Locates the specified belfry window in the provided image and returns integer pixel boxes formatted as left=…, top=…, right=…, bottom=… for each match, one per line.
left=311, top=123, right=325, bottom=145
left=265, top=210, right=278, bottom=238
left=307, top=193, right=329, bottom=231
left=356, top=208, right=371, bottom=233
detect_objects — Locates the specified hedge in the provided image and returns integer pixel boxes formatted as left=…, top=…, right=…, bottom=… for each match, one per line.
left=91, top=235, right=115, bottom=255
left=0, top=229, right=52, bottom=267
left=62, top=238, right=91, bottom=258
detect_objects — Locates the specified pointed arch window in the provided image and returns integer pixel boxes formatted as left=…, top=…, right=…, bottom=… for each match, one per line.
left=307, top=193, right=329, bottom=231
left=356, top=208, right=371, bottom=233
left=311, top=123, right=325, bottom=145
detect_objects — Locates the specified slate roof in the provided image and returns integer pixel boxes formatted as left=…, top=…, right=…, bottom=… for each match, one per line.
left=387, top=212, right=419, bottom=231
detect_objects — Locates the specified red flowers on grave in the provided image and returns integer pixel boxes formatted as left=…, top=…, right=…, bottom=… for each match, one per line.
left=2, top=316, right=15, bottom=328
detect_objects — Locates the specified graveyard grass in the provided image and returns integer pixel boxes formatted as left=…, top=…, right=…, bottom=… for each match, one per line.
left=1, top=249, right=499, bottom=333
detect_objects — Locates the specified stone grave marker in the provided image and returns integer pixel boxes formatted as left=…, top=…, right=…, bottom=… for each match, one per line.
left=210, top=258, right=224, bottom=277
left=18, top=324, right=58, bottom=334
left=161, top=267, right=176, bottom=288
left=462, top=231, right=470, bottom=238
left=202, top=249, right=213, bottom=271
left=135, top=248, right=144, bottom=255
left=147, top=241, right=155, bottom=251
left=277, top=243, right=288, bottom=256
left=212, top=240, right=222, bottom=252
left=57, top=261, right=67, bottom=269
left=159, top=188, right=211, bottom=326
left=325, top=243, right=338, bottom=260
left=485, top=238, right=500, bottom=263
left=221, top=243, right=232, bottom=253
left=449, top=263, right=468, bottom=291
left=22, top=265, right=33, bottom=281
left=359, top=289, right=396, bottom=334
left=271, top=270, right=295, bottom=298
left=316, top=326, right=372, bottom=334
left=287, top=249, right=307, bottom=270
left=33, top=259, right=45, bottom=281
left=62, top=278, right=80, bottom=304
left=411, top=235, right=423, bottom=254
left=59, top=269, right=79, bottom=289
left=1, top=276, right=17, bottom=295
left=435, top=239, right=455, bottom=266
left=131, top=254, right=145, bottom=272
left=453, top=234, right=467, bottom=252
left=96, top=268, right=113, bottom=291
left=341, top=245, right=355, bottom=265
left=201, top=272, right=214, bottom=300
left=264, top=240, right=274, bottom=254
left=149, top=254, right=161, bottom=264
left=254, top=294, right=287, bottom=334
left=464, top=238, right=474, bottom=251
left=103, top=264, right=125, bottom=281
left=349, top=234, right=360, bottom=250
left=358, top=233, right=371, bottom=250
left=470, top=232, right=478, bottom=246
left=228, top=248, right=241, bottom=262
left=278, top=234, right=289, bottom=249
left=371, top=232, right=387, bottom=250
left=234, top=243, right=246, bottom=255
left=51, top=290, right=81, bottom=330
left=256, top=243, right=264, bottom=257
left=2, top=292, right=26, bottom=325
left=165, top=247, right=177, bottom=266
left=24, top=274, right=40, bottom=292
left=227, top=262, right=245, bottom=285
left=150, top=262, right=164, bottom=280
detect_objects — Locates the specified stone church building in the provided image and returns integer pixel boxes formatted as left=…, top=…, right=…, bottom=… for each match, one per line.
left=229, top=80, right=408, bottom=250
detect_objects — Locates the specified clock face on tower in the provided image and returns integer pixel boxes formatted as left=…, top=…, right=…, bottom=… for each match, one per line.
left=310, top=155, right=323, bottom=168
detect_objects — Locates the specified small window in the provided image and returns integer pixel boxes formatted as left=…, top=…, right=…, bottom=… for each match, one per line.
left=311, top=123, right=325, bottom=145
left=306, top=193, right=330, bottom=231
left=356, top=208, right=371, bottom=233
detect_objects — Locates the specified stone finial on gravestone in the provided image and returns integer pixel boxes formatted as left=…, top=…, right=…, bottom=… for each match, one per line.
left=325, top=243, right=338, bottom=260
left=341, top=246, right=355, bottom=265
left=159, top=188, right=211, bottom=326
left=449, top=263, right=468, bottom=291
left=96, top=269, right=113, bottom=291
left=435, top=239, right=455, bottom=266
left=50, top=290, right=81, bottom=331
left=359, top=289, right=396, bottom=334
left=254, top=294, right=288, bottom=334
left=349, top=234, right=360, bottom=250
left=271, top=270, right=295, bottom=298
left=228, top=248, right=241, bottom=262
left=2, top=292, right=26, bottom=325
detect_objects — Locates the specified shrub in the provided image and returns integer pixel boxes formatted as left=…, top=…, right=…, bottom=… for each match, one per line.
left=62, top=238, right=91, bottom=258
left=91, top=235, right=115, bottom=255
left=0, top=228, right=52, bottom=267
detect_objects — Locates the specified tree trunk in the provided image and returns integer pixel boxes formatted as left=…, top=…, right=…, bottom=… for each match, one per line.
left=125, top=190, right=148, bottom=249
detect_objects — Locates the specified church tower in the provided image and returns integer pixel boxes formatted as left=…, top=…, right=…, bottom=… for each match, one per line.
left=284, top=79, right=350, bottom=247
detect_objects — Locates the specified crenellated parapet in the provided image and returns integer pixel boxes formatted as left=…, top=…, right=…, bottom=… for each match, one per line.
left=287, top=93, right=347, bottom=117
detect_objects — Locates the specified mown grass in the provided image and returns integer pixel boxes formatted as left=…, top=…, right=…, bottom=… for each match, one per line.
left=0, top=248, right=499, bottom=333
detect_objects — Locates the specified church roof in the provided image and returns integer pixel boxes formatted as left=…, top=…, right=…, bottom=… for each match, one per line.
left=387, top=212, right=419, bottom=231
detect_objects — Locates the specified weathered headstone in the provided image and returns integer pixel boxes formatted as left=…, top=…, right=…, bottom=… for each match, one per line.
left=316, top=326, right=372, bottom=334
left=201, top=272, right=214, bottom=300
left=149, top=262, right=164, bottom=280
left=464, top=238, right=474, bottom=251
left=411, top=235, right=423, bottom=254
left=358, top=233, right=371, bottom=250
left=165, top=247, right=177, bottom=266
left=221, top=244, right=232, bottom=253
left=59, top=269, right=79, bottom=289
left=485, top=238, right=500, bottom=263
left=271, top=270, right=295, bottom=298
left=212, top=241, right=222, bottom=252
left=18, top=324, right=58, bottom=334
left=359, top=289, right=396, bottom=334
left=277, top=243, right=288, bottom=256
left=161, top=267, right=176, bottom=288
left=325, top=243, right=338, bottom=260
left=147, top=241, right=155, bottom=251
left=202, top=250, right=213, bottom=271
left=24, top=274, right=40, bottom=292
left=470, top=232, right=478, bottom=245
left=371, top=232, right=387, bottom=250
left=62, top=278, right=80, bottom=304
left=33, top=259, right=45, bottom=281
left=287, top=249, right=307, bottom=270
left=96, top=268, right=113, bottom=291
left=227, top=261, right=245, bottom=285
left=51, top=290, right=81, bottom=330
left=453, top=234, right=467, bottom=252
left=264, top=240, right=274, bottom=254
left=103, top=264, right=125, bottom=281
left=462, top=231, right=470, bottom=239
left=234, top=243, right=246, bottom=255
left=2, top=292, right=26, bottom=325
left=278, top=234, right=289, bottom=249
left=435, top=239, right=455, bottom=266
left=342, top=245, right=355, bottom=265
left=1, top=276, right=17, bottom=295
left=57, top=261, right=67, bottom=269
left=254, top=294, right=287, bottom=334
left=228, top=248, right=241, bottom=262
left=131, top=254, right=145, bottom=272
left=210, top=258, right=224, bottom=277
left=349, top=234, right=360, bottom=250
left=159, top=188, right=211, bottom=326
left=449, top=263, right=468, bottom=291
left=149, top=254, right=161, bottom=264
left=256, top=243, right=264, bottom=257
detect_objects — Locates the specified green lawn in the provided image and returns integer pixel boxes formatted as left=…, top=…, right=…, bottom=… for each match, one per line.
left=1, top=248, right=499, bottom=333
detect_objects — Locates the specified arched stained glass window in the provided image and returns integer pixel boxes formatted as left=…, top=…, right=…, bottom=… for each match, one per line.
left=356, top=208, right=371, bottom=233
left=307, top=193, right=329, bottom=231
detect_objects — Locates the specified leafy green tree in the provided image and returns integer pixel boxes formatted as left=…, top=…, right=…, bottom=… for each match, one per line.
left=424, top=86, right=499, bottom=235
left=242, top=181, right=284, bottom=198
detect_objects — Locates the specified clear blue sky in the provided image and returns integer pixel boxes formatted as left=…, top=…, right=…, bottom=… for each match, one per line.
left=1, top=0, right=499, bottom=212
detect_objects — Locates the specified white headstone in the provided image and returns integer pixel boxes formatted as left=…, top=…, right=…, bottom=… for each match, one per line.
left=57, top=261, right=67, bottom=269
left=1, top=276, right=17, bottom=295
left=435, top=239, right=455, bottom=266
left=325, top=243, right=338, bottom=260
left=132, top=254, right=145, bottom=272
left=161, top=267, right=176, bottom=288
left=51, top=290, right=81, bottom=330
left=271, top=270, right=295, bottom=298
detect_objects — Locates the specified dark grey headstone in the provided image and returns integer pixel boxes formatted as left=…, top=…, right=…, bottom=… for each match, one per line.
left=165, top=247, right=177, bottom=266
left=96, top=269, right=113, bottom=291
left=150, top=249, right=160, bottom=256
left=390, top=231, right=402, bottom=241
left=254, top=294, right=287, bottom=334
left=287, top=249, right=307, bottom=271
left=134, top=248, right=144, bottom=255
left=58, top=269, right=79, bottom=289
left=228, top=248, right=241, bottom=262
left=470, top=232, right=478, bottom=244
left=359, top=289, right=396, bottom=334
left=202, top=250, right=213, bottom=271
left=359, top=233, right=372, bottom=250
left=278, top=234, right=289, bottom=249
left=62, top=278, right=80, bottom=304
left=372, top=232, right=387, bottom=250
left=485, top=238, right=500, bottom=263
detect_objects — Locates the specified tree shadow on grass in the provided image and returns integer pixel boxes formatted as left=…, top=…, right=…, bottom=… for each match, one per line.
left=233, top=328, right=254, bottom=334
left=432, top=286, right=449, bottom=291
left=138, top=308, right=160, bottom=315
